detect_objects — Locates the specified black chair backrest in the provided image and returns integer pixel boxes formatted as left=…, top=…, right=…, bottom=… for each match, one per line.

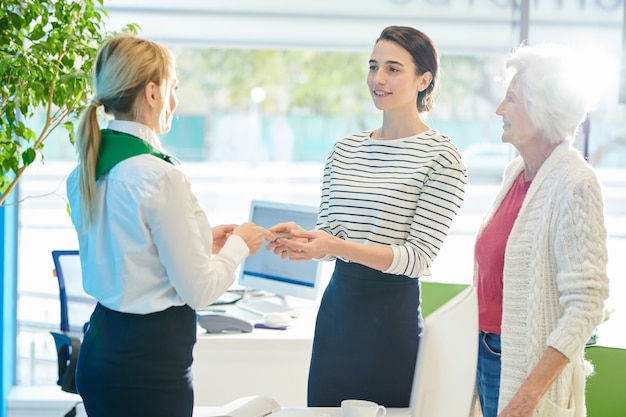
left=51, top=250, right=96, bottom=333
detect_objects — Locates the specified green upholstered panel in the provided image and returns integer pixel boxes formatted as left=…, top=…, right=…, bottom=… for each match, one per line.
left=421, top=281, right=471, bottom=318
left=585, top=345, right=626, bottom=417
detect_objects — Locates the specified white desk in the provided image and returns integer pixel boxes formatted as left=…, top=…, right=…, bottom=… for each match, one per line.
left=193, top=406, right=410, bottom=417
left=192, top=296, right=319, bottom=407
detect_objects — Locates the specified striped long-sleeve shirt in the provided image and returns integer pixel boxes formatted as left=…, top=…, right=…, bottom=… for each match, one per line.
left=317, top=129, right=467, bottom=278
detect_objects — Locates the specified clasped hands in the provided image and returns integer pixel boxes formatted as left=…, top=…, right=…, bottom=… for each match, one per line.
left=265, top=221, right=330, bottom=260
left=212, top=221, right=331, bottom=259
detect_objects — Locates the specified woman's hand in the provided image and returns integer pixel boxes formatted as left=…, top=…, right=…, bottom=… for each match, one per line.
left=232, top=222, right=275, bottom=255
left=280, top=229, right=334, bottom=260
left=266, top=222, right=304, bottom=255
left=211, top=224, right=237, bottom=254
left=267, top=222, right=333, bottom=260
left=497, top=347, right=569, bottom=417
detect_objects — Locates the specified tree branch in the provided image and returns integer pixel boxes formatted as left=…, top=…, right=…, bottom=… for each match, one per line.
left=0, top=164, right=28, bottom=206
left=46, top=50, right=66, bottom=123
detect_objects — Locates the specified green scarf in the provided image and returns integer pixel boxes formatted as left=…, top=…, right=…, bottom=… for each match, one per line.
left=95, top=129, right=175, bottom=180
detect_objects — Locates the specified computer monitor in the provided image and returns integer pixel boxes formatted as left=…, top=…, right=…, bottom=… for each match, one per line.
left=236, top=200, right=323, bottom=316
left=409, top=285, right=478, bottom=417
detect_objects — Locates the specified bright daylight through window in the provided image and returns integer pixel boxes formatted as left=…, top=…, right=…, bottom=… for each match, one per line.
left=13, top=1, right=626, bottom=387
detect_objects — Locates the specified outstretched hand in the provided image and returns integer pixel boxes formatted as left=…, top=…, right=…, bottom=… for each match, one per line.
left=267, top=222, right=332, bottom=260
left=232, top=222, right=275, bottom=255
left=266, top=221, right=304, bottom=255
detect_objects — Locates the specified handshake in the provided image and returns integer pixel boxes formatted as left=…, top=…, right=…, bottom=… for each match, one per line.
left=263, top=221, right=331, bottom=261
left=214, top=221, right=331, bottom=260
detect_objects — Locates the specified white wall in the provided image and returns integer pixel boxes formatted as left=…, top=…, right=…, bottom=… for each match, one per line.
left=103, top=0, right=624, bottom=55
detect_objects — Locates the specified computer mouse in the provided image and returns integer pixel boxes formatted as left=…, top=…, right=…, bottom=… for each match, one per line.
left=263, top=312, right=292, bottom=328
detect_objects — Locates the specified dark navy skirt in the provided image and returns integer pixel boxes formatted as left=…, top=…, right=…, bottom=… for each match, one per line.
left=76, top=303, right=197, bottom=417
left=307, top=260, right=423, bottom=407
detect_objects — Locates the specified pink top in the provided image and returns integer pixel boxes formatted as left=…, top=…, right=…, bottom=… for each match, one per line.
left=475, top=172, right=531, bottom=334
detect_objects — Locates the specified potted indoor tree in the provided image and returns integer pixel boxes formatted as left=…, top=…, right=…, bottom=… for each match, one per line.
left=0, top=0, right=137, bottom=205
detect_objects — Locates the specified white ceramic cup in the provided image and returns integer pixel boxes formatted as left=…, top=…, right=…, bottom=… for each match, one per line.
left=341, top=399, right=386, bottom=417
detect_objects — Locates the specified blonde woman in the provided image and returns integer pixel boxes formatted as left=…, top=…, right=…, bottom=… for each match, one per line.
left=66, top=34, right=272, bottom=417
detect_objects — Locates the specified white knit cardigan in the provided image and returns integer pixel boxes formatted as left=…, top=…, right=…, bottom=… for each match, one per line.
left=473, top=142, right=610, bottom=417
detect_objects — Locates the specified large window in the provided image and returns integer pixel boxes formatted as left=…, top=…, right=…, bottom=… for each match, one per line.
left=15, top=41, right=626, bottom=385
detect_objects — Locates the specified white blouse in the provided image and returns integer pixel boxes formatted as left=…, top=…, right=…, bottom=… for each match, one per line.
left=67, top=120, right=249, bottom=314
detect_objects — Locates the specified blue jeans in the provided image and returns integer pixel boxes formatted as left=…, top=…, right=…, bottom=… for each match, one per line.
left=476, top=331, right=501, bottom=417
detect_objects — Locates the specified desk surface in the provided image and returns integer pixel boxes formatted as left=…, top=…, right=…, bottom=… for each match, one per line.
left=193, top=407, right=410, bottom=417
left=193, top=296, right=319, bottom=407
left=196, top=295, right=319, bottom=340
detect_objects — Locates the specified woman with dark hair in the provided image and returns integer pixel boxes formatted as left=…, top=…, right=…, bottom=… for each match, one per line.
left=269, top=26, right=467, bottom=407
left=67, top=34, right=272, bottom=417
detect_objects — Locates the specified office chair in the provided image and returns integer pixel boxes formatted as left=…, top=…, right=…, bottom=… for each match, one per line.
left=585, top=345, right=626, bottom=417
left=420, top=281, right=470, bottom=318
left=50, top=250, right=97, bottom=394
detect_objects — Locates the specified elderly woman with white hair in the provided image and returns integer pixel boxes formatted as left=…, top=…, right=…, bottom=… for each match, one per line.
left=473, top=43, right=610, bottom=417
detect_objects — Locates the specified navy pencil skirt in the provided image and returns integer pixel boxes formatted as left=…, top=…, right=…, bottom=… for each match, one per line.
left=307, top=260, right=423, bottom=407
left=76, top=303, right=197, bottom=417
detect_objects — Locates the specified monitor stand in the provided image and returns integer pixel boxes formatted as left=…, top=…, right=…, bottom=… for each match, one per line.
left=236, top=294, right=299, bottom=318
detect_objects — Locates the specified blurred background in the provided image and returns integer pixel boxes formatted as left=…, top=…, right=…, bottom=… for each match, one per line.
left=13, top=0, right=626, bottom=387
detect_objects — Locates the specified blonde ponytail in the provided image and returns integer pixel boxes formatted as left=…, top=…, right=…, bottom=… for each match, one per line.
left=76, top=101, right=102, bottom=227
